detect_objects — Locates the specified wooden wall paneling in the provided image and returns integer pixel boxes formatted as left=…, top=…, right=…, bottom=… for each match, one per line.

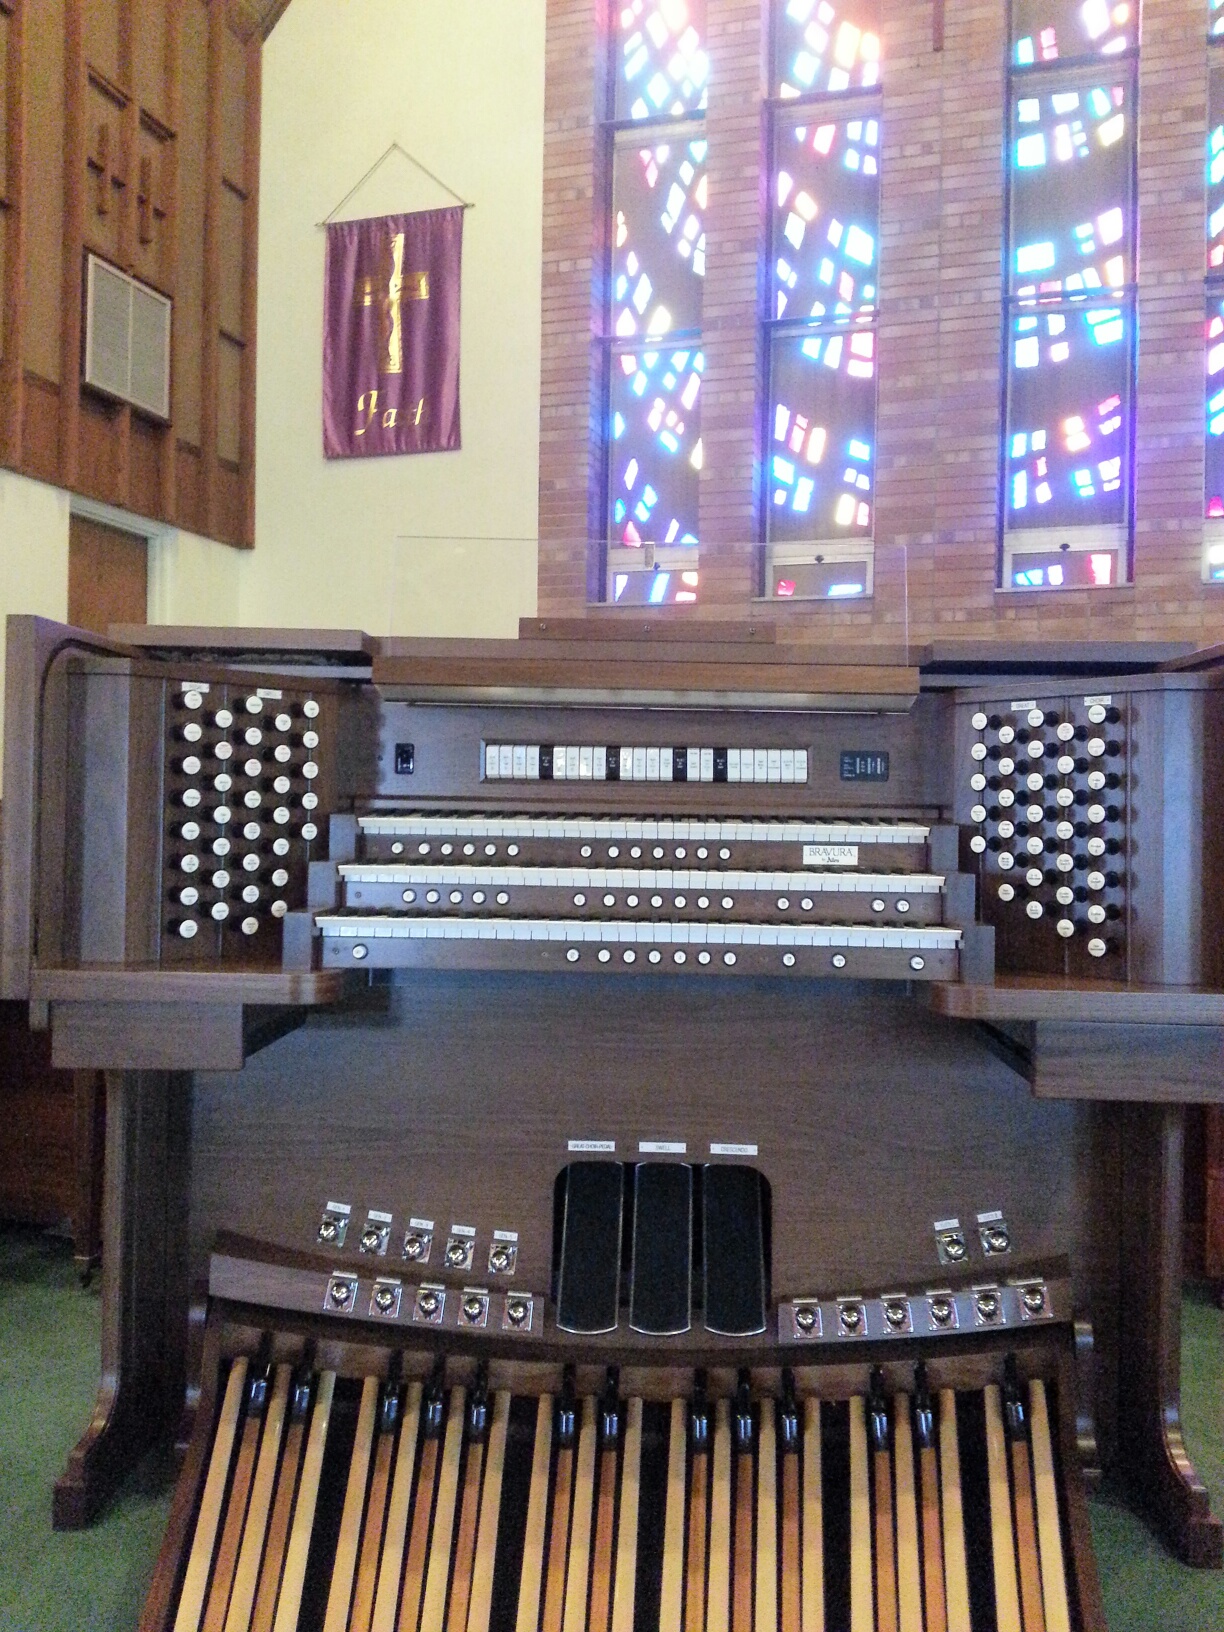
left=131, top=0, right=168, bottom=127
left=0, top=0, right=24, bottom=466
left=198, top=0, right=222, bottom=539
left=0, top=5, right=10, bottom=359
left=0, top=0, right=253, bottom=547
left=238, top=34, right=258, bottom=544
left=58, top=0, right=85, bottom=491
left=172, top=0, right=206, bottom=493
left=67, top=515, right=147, bottom=634
left=156, top=1, right=182, bottom=526
left=83, top=0, right=121, bottom=86
left=21, top=0, right=63, bottom=408
left=130, top=411, right=163, bottom=516
left=82, top=74, right=125, bottom=265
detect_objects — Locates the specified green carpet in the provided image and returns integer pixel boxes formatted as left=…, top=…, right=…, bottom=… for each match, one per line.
left=1, top=1225, right=1222, bottom=1630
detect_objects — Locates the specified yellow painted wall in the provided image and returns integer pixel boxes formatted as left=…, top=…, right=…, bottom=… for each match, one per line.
left=241, top=0, right=545, bottom=636
left=0, top=471, right=70, bottom=799
left=147, top=527, right=242, bottom=628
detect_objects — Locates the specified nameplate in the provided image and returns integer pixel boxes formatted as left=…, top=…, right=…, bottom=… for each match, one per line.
left=803, top=844, right=858, bottom=867
left=568, top=1138, right=616, bottom=1153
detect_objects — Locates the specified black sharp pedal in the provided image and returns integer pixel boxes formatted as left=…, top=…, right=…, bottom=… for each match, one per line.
left=702, top=1164, right=768, bottom=1336
left=555, top=1162, right=624, bottom=1334
left=629, top=1162, right=693, bottom=1335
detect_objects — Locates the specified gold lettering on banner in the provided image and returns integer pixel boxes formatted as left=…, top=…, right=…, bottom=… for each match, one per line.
left=352, top=232, right=430, bottom=376
left=355, top=389, right=379, bottom=435
left=382, top=408, right=399, bottom=429
left=413, top=397, right=426, bottom=426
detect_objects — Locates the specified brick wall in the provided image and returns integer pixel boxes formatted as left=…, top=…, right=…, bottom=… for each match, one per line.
left=538, top=0, right=1224, bottom=645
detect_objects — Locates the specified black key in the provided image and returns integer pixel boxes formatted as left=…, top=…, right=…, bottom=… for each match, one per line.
left=489, top=1395, right=543, bottom=1632
left=823, top=1399, right=851, bottom=1632
left=556, top=1161, right=624, bottom=1333
left=957, top=1390, right=999, bottom=1632
left=702, top=1165, right=768, bottom=1336
left=633, top=1401, right=673, bottom=1632
left=629, top=1163, right=693, bottom=1335
left=296, top=1375, right=361, bottom=1632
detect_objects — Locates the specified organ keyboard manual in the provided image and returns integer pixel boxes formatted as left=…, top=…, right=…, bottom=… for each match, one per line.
left=5, top=615, right=1224, bottom=1628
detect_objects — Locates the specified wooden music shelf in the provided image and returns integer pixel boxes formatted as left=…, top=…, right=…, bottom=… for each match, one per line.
left=924, top=975, right=1224, bottom=1025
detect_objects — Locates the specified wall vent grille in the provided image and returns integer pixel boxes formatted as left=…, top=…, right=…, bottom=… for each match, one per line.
left=83, top=254, right=171, bottom=421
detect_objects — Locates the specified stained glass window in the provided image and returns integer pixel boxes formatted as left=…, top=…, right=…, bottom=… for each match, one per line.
left=772, top=117, right=878, bottom=322
left=615, top=0, right=708, bottom=122
left=1003, top=2, right=1136, bottom=565
left=1008, top=82, right=1133, bottom=298
left=1210, top=62, right=1224, bottom=270
left=1204, top=297, right=1224, bottom=524
left=1005, top=302, right=1131, bottom=529
left=604, top=3, right=707, bottom=598
left=765, top=109, right=878, bottom=566
left=773, top=0, right=880, bottom=100
left=1011, top=0, right=1135, bottom=66
left=608, top=348, right=703, bottom=548
left=1214, top=0, right=1224, bottom=37
left=612, top=138, right=707, bottom=339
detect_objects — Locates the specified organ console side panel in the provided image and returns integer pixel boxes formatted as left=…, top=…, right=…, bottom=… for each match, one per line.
left=3, top=616, right=1224, bottom=1609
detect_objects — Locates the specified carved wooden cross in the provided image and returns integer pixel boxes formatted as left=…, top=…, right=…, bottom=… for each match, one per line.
left=136, top=155, right=165, bottom=246
left=87, top=122, right=114, bottom=215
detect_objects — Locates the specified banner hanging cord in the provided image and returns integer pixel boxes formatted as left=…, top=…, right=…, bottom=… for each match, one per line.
left=317, top=142, right=473, bottom=227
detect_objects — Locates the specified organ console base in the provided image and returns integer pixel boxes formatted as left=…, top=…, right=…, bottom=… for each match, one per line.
left=6, top=617, right=1224, bottom=1592
left=142, top=1243, right=1109, bottom=1632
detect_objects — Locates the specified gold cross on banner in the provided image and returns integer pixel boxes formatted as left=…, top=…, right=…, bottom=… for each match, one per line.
left=353, top=231, right=430, bottom=375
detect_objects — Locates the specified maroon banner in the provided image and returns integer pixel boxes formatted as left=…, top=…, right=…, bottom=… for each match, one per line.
left=322, top=206, right=463, bottom=459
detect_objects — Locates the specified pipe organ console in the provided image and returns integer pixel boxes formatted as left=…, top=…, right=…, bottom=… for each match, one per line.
left=5, top=616, right=1224, bottom=1630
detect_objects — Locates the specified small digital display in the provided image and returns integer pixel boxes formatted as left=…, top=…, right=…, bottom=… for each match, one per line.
left=840, top=750, right=889, bottom=782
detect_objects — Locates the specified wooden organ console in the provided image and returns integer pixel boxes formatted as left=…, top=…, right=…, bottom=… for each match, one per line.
left=5, top=615, right=1224, bottom=1631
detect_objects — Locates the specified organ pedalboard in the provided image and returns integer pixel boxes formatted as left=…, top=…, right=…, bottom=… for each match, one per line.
left=7, top=620, right=1224, bottom=1630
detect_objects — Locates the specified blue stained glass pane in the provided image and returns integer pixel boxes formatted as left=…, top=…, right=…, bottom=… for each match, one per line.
left=773, top=0, right=881, bottom=99
left=767, top=331, right=876, bottom=543
left=607, top=349, right=703, bottom=547
left=1009, top=551, right=1118, bottom=587
left=1010, top=0, right=1135, bottom=65
left=1206, top=295, right=1224, bottom=520
left=1210, top=62, right=1224, bottom=273
left=772, top=117, right=879, bottom=324
left=611, top=139, right=706, bottom=340
left=1004, top=303, right=1131, bottom=531
left=615, top=0, right=708, bottom=121
left=1008, top=76, right=1134, bottom=298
